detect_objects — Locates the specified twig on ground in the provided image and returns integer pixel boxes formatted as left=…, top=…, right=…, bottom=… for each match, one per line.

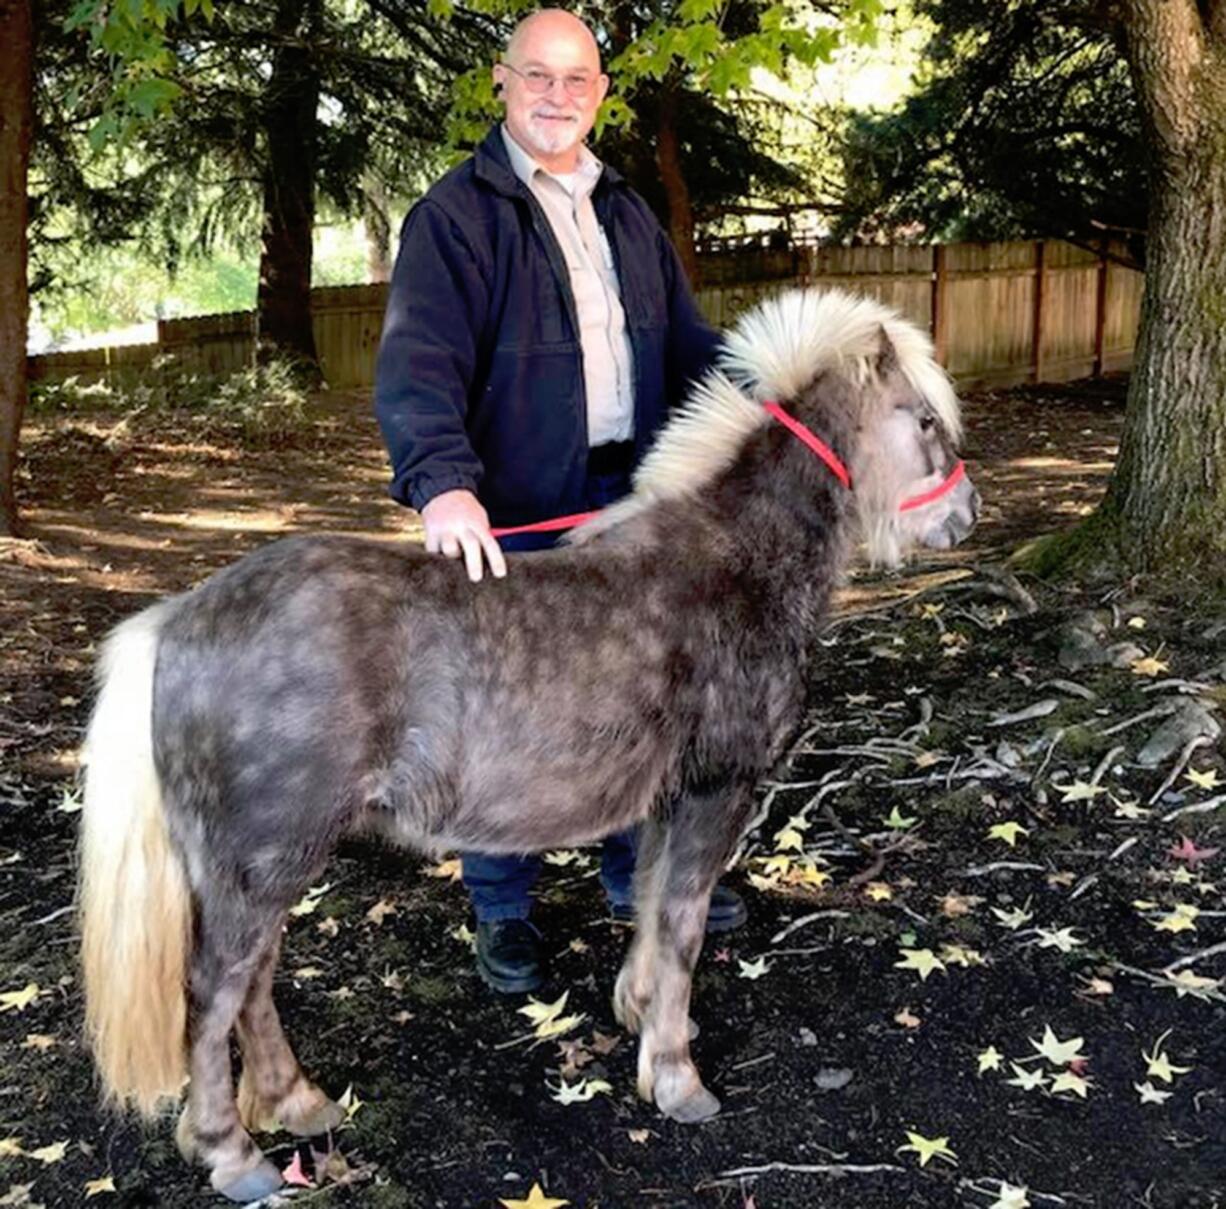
left=1100, top=705, right=1176, bottom=737
left=1092, top=746, right=1126, bottom=787
left=770, top=911, right=851, bottom=945
left=1140, top=679, right=1215, bottom=696
left=1148, top=736, right=1213, bottom=806
left=1161, top=793, right=1226, bottom=823
left=959, top=1177, right=1069, bottom=1205
left=702, top=1161, right=904, bottom=1186
left=1032, top=729, right=1064, bottom=785
left=1163, top=940, right=1226, bottom=973
left=961, top=861, right=1046, bottom=878
left=1108, top=835, right=1140, bottom=861
left=1039, top=678, right=1097, bottom=701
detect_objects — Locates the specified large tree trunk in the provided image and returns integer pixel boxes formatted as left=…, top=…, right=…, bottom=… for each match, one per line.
left=1096, top=1, right=1226, bottom=574
left=256, top=0, right=322, bottom=380
left=0, top=0, right=33, bottom=536
left=655, top=82, right=700, bottom=287
left=362, top=176, right=392, bottom=284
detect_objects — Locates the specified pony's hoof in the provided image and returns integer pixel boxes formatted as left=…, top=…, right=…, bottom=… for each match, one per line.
left=661, top=1083, right=721, bottom=1124
left=213, top=1158, right=283, bottom=1203
left=283, top=1097, right=344, bottom=1137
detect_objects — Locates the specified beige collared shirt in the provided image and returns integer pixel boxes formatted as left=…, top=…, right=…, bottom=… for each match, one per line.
left=501, top=125, right=635, bottom=446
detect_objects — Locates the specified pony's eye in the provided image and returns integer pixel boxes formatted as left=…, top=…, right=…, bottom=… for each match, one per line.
left=919, top=414, right=936, bottom=433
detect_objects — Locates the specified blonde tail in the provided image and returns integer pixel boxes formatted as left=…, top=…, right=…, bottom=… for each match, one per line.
left=79, top=601, right=191, bottom=1116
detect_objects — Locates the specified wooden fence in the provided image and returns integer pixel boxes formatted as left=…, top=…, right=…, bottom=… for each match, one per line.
left=28, top=240, right=1144, bottom=393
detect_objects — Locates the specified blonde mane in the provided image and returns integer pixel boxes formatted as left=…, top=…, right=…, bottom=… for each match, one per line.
left=568, top=287, right=959, bottom=544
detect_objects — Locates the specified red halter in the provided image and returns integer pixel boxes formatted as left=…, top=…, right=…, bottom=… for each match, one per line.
left=490, top=402, right=966, bottom=538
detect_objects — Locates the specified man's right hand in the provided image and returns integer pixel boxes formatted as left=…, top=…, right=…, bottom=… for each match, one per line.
left=420, top=489, right=508, bottom=583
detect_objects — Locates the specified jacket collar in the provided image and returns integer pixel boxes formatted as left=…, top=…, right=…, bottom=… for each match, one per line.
left=473, top=122, right=624, bottom=197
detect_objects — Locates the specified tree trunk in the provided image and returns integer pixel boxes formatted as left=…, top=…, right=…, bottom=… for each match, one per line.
left=1101, top=1, right=1226, bottom=574
left=256, top=0, right=322, bottom=380
left=0, top=0, right=33, bottom=537
left=1031, top=1, right=1226, bottom=583
left=362, top=176, right=392, bottom=284
left=655, top=82, right=700, bottom=287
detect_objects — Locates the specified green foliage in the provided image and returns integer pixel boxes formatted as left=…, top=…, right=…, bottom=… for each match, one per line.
left=31, top=356, right=311, bottom=448
left=836, top=0, right=1144, bottom=251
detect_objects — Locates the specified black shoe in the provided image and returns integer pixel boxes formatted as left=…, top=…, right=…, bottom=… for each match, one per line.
left=608, top=884, right=749, bottom=934
left=475, top=919, right=545, bottom=995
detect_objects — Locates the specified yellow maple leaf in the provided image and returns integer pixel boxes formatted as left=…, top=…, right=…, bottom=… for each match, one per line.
left=737, top=956, right=771, bottom=980
left=773, top=826, right=805, bottom=853
left=337, top=1084, right=364, bottom=1122
left=914, top=750, right=943, bottom=769
left=896, top=1130, right=958, bottom=1168
left=365, top=897, right=398, bottom=925
left=1130, top=655, right=1170, bottom=677
left=426, top=857, right=463, bottom=881
left=1162, top=969, right=1221, bottom=999
left=29, top=1141, right=68, bottom=1164
left=784, top=860, right=831, bottom=889
left=987, top=822, right=1028, bottom=847
left=288, top=884, right=331, bottom=917
left=864, top=881, right=893, bottom=902
left=518, top=992, right=570, bottom=1028
left=1184, top=767, right=1223, bottom=791
left=499, top=1182, right=570, bottom=1209
left=548, top=1077, right=612, bottom=1105
left=977, top=1045, right=1004, bottom=1074
left=1058, top=781, right=1107, bottom=804
left=84, top=1175, right=116, bottom=1198
left=0, top=1138, right=23, bottom=1157
left=0, top=984, right=39, bottom=1014
left=895, top=948, right=946, bottom=981
left=1143, top=1031, right=1192, bottom=1083
left=1153, top=904, right=1199, bottom=934
left=21, top=1035, right=56, bottom=1052
left=1050, top=1070, right=1091, bottom=1098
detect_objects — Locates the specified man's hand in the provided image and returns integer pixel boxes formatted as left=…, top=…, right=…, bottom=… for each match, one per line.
left=420, top=489, right=508, bottom=583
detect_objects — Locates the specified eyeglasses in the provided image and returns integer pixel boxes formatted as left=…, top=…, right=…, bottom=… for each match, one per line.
left=500, top=62, right=599, bottom=98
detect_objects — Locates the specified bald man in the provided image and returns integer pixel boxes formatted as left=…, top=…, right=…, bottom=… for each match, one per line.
left=374, top=9, right=746, bottom=995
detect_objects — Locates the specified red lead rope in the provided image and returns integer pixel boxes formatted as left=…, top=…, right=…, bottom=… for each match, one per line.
left=490, top=402, right=965, bottom=538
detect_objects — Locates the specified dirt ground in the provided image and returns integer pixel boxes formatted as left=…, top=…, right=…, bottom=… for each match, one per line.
left=2, top=376, right=1225, bottom=1209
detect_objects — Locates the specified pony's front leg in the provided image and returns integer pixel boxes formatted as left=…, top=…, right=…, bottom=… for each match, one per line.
left=614, top=816, right=666, bottom=1035
left=636, top=784, right=752, bottom=1124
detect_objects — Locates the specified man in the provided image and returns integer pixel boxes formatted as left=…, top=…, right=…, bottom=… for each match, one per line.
left=374, top=8, right=746, bottom=995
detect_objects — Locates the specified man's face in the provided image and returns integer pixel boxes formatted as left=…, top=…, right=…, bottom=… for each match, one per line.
left=493, top=17, right=609, bottom=166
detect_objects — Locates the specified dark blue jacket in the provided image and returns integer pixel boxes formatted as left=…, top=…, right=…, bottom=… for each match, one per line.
left=374, top=125, right=721, bottom=528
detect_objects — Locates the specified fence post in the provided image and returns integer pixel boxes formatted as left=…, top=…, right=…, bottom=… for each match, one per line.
left=1031, top=240, right=1046, bottom=383
left=1092, top=237, right=1109, bottom=378
left=931, top=244, right=948, bottom=367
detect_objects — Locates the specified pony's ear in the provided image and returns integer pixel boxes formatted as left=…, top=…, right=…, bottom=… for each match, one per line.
left=874, top=325, right=899, bottom=376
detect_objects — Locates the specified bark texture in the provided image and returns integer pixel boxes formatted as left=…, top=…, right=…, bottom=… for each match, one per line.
left=655, top=83, right=700, bottom=287
left=1102, top=0, right=1226, bottom=574
left=256, top=0, right=322, bottom=378
left=0, top=0, right=33, bottom=536
left=363, top=178, right=392, bottom=285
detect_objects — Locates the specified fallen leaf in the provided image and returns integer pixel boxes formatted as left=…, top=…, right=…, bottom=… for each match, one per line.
left=1168, top=836, right=1220, bottom=868
left=365, top=897, right=398, bottom=926
left=939, top=891, right=983, bottom=917
left=548, top=1076, right=612, bottom=1105
left=1050, top=1070, right=1091, bottom=1098
left=1127, top=616, right=1147, bottom=630
left=894, top=949, right=946, bottom=981
left=0, top=1185, right=37, bottom=1207
left=316, top=916, right=340, bottom=938
left=1005, top=1063, right=1048, bottom=1092
left=1135, top=1080, right=1174, bottom=1105
left=1029, top=1025, right=1086, bottom=1066
left=991, top=904, right=1033, bottom=930
left=0, top=1139, right=22, bottom=1158
left=292, top=966, right=325, bottom=980
left=1081, top=977, right=1114, bottom=997
left=772, top=826, right=805, bottom=853
left=499, top=1183, right=570, bottom=1209
left=83, top=1176, right=116, bottom=1199
left=449, top=923, right=476, bottom=949
left=519, top=993, right=571, bottom=1028
left=977, top=1045, right=1004, bottom=1074
left=1058, top=781, right=1107, bottom=804
left=1045, top=870, right=1076, bottom=888
left=627, top=1128, right=650, bottom=1144
left=0, top=984, right=39, bottom=1014
left=988, top=1182, right=1032, bottom=1209
left=1152, top=904, right=1200, bottom=934
left=1113, top=798, right=1151, bottom=820
left=1130, top=655, right=1170, bottom=677
left=426, top=858, right=463, bottom=881
left=288, top=884, right=332, bottom=917
left=380, top=968, right=407, bottom=992
left=882, top=806, right=918, bottom=830
left=1184, top=767, right=1223, bottom=791
left=21, top=1035, right=56, bottom=1052
left=939, top=944, right=985, bottom=968
left=913, top=750, right=943, bottom=769
left=280, top=1152, right=314, bottom=1189
left=896, top=1131, right=958, bottom=1168
left=737, top=956, right=770, bottom=980
left=1161, top=969, right=1221, bottom=999
left=589, top=1031, right=619, bottom=1056
left=568, top=938, right=590, bottom=955
left=894, top=1006, right=921, bottom=1029
left=337, top=1084, right=364, bottom=1122
left=28, top=1142, right=68, bottom=1165
left=987, top=822, right=1028, bottom=847
left=864, top=882, right=893, bottom=902
left=1034, top=926, right=1084, bottom=953
left=1142, top=1031, right=1192, bottom=1083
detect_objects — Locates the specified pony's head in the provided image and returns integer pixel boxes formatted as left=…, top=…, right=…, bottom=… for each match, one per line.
left=720, top=288, right=979, bottom=567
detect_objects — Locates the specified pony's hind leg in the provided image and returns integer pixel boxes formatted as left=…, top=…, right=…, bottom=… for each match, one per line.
left=638, top=784, right=752, bottom=1125
left=236, top=926, right=343, bottom=1137
left=176, top=904, right=286, bottom=1202
left=614, top=815, right=666, bottom=1036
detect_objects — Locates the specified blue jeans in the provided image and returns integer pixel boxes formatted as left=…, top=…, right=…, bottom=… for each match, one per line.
left=462, top=459, right=637, bottom=922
